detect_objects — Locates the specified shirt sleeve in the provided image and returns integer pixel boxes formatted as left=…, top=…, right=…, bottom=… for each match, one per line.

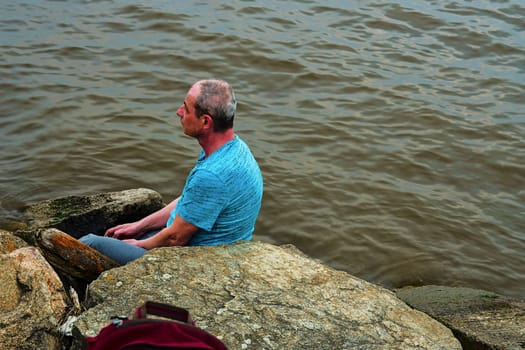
left=176, top=169, right=230, bottom=231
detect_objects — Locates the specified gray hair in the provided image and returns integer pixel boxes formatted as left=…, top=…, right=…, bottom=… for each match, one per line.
left=194, top=79, right=236, bottom=132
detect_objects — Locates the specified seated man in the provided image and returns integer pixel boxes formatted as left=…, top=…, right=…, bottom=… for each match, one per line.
left=81, top=79, right=263, bottom=264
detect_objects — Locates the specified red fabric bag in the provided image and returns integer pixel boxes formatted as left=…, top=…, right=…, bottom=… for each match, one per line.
left=86, top=301, right=228, bottom=350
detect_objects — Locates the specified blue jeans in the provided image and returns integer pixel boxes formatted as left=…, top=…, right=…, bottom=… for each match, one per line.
left=79, top=230, right=160, bottom=265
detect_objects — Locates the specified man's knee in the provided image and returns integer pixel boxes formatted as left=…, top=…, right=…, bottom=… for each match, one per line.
left=79, top=233, right=101, bottom=248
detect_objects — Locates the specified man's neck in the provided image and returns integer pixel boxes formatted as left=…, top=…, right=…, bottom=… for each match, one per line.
left=198, top=129, right=235, bottom=157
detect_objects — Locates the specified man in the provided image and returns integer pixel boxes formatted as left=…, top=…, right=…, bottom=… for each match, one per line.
left=80, top=79, right=263, bottom=264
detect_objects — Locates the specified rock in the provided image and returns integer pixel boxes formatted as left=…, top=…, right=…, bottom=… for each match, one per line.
left=0, top=247, right=70, bottom=350
left=19, top=188, right=164, bottom=241
left=37, top=228, right=120, bottom=281
left=72, top=242, right=461, bottom=350
left=13, top=188, right=162, bottom=281
left=396, top=285, right=525, bottom=350
left=0, top=229, right=28, bottom=253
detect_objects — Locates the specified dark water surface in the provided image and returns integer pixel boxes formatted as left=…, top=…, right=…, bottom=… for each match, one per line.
left=1, top=1, right=524, bottom=298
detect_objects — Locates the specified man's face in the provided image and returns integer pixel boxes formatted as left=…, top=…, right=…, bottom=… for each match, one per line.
left=176, top=85, right=204, bottom=137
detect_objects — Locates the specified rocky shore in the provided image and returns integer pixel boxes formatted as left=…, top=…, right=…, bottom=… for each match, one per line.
left=0, top=188, right=523, bottom=349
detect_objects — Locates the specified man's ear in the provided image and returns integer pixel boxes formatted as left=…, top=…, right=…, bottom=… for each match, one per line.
left=203, top=114, right=213, bottom=128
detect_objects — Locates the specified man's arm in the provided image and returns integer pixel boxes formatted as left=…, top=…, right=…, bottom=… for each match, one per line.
left=123, top=213, right=198, bottom=249
left=105, top=197, right=181, bottom=239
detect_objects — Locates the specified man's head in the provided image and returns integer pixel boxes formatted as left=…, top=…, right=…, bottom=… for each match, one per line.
left=177, top=79, right=236, bottom=137
left=193, top=79, right=236, bottom=132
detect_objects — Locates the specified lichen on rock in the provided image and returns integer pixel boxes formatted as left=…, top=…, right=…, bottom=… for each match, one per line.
left=73, top=241, right=462, bottom=350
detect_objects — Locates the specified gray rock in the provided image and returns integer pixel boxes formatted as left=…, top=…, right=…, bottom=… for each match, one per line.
left=396, top=285, right=525, bottom=350
left=0, top=247, right=70, bottom=350
left=13, top=189, right=162, bottom=283
left=73, top=242, right=461, bottom=350
left=20, top=188, right=164, bottom=242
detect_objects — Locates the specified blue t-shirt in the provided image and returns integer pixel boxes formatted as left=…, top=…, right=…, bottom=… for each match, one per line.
left=166, top=135, right=263, bottom=246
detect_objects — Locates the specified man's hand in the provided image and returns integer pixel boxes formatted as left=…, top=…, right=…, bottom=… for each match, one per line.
left=122, top=239, right=144, bottom=248
left=104, top=222, right=142, bottom=239
left=104, top=197, right=180, bottom=240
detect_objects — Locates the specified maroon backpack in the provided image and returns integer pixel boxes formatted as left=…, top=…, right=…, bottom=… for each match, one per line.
left=86, top=301, right=228, bottom=350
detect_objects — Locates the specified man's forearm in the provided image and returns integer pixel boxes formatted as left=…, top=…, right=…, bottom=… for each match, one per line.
left=138, top=196, right=180, bottom=231
left=137, top=213, right=198, bottom=250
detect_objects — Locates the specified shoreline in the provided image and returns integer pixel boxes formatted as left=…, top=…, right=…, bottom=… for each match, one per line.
left=0, top=188, right=523, bottom=349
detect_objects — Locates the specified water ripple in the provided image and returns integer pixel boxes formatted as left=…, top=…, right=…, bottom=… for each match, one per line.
left=0, top=0, right=524, bottom=298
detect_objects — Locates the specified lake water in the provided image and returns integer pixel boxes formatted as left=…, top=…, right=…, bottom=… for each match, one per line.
left=1, top=0, right=524, bottom=298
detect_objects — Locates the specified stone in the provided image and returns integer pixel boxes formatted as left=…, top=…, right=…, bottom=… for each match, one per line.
left=37, top=228, right=120, bottom=281
left=396, top=285, right=525, bottom=350
left=19, top=188, right=164, bottom=241
left=14, top=188, right=162, bottom=281
left=72, top=242, right=461, bottom=350
left=0, top=229, right=28, bottom=254
left=0, top=247, right=70, bottom=350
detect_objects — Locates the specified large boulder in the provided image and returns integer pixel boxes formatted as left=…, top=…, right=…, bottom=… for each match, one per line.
left=14, top=188, right=164, bottom=282
left=396, top=285, right=525, bottom=350
left=0, top=247, right=70, bottom=350
left=72, top=242, right=461, bottom=350
left=19, top=188, right=164, bottom=241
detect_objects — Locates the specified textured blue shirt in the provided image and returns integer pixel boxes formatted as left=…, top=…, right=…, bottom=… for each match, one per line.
left=166, top=135, right=263, bottom=246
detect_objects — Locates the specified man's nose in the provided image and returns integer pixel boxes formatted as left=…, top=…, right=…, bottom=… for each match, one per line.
left=176, top=105, right=184, bottom=117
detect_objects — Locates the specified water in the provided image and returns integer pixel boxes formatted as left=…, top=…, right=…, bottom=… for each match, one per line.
left=1, top=0, right=524, bottom=298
